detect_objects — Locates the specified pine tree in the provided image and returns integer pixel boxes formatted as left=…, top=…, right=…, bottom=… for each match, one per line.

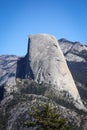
left=24, top=104, right=71, bottom=130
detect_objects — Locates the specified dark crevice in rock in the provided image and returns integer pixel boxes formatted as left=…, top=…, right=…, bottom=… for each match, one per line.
left=0, top=85, right=5, bottom=101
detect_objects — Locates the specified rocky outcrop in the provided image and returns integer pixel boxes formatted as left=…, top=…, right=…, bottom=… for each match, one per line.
left=0, top=83, right=87, bottom=130
left=25, top=34, right=86, bottom=111
left=0, top=55, right=29, bottom=100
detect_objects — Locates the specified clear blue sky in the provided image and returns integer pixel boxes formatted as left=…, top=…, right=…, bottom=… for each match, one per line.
left=0, top=0, right=87, bottom=56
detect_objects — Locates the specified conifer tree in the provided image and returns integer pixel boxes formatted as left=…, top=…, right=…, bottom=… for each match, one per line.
left=24, top=104, right=71, bottom=130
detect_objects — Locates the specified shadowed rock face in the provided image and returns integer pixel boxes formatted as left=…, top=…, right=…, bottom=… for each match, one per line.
left=26, top=34, right=85, bottom=110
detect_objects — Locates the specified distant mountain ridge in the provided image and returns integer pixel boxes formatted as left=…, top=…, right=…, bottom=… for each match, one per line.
left=59, top=38, right=87, bottom=62
left=0, top=55, right=18, bottom=85
left=59, top=38, right=87, bottom=102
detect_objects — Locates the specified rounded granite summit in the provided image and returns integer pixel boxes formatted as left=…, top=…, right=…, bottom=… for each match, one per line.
left=26, top=34, right=87, bottom=111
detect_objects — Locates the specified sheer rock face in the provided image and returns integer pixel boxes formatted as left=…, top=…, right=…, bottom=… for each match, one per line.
left=59, top=39, right=87, bottom=101
left=26, top=34, right=86, bottom=110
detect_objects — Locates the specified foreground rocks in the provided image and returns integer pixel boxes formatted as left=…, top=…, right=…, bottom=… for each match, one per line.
left=0, top=79, right=87, bottom=130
